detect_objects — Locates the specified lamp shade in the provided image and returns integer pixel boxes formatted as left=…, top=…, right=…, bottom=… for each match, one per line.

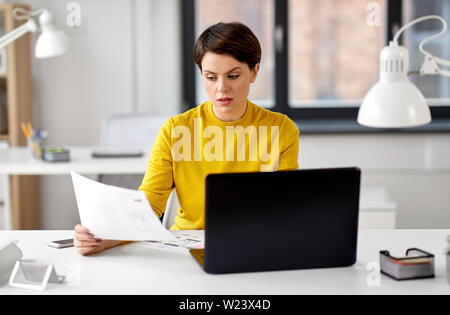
left=358, top=80, right=430, bottom=128
left=358, top=42, right=431, bottom=128
left=34, top=10, right=68, bottom=59
left=35, top=30, right=68, bottom=59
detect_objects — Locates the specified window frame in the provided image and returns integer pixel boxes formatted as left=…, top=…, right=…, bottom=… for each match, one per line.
left=181, top=0, right=450, bottom=133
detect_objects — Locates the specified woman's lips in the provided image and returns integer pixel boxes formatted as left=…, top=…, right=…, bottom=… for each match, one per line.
left=216, top=98, right=234, bottom=106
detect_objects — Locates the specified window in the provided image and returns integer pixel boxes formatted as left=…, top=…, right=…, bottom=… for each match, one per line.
left=289, top=0, right=387, bottom=108
left=182, top=0, right=450, bottom=132
left=195, top=0, right=275, bottom=107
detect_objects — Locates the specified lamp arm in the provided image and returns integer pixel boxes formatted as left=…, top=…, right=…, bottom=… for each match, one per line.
left=434, top=56, right=450, bottom=67
left=438, top=69, right=450, bottom=77
left=393, top=15, right=450, bottom=78
left=393, top=15, right=447, bottom=47
left=0, top=19, right=37, bottom=51
left=419, top=53, right=450, bottom=77
left=417, top=16, right=447, bottom=56
left=13, top=8, right=47, bottom=20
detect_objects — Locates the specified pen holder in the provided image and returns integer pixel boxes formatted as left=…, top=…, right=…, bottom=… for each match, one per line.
left=27, top=136, right=45, bottom=160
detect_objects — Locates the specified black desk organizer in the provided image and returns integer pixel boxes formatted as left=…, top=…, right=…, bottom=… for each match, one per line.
left=380, top=248, right=435, bottom=281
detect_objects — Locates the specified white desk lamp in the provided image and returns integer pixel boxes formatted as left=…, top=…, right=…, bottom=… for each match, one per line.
left=358, top=15, right=449, bottom=128
left=0, top=8, right=68, bottom=59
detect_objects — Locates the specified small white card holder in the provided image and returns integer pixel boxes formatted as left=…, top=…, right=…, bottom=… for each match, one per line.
left=9, top=261, right=65, bottom=291
left=0, top=240, right=23, bottom=284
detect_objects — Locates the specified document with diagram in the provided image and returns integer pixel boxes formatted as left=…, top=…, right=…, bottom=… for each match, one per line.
left=71, top=171, right=176, bottom=241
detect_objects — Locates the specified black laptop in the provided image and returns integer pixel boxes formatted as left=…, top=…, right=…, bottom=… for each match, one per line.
left=190, top=167, right=361, bottom=274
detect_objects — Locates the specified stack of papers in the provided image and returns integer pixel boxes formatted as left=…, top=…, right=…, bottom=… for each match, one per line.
left=145, top=231, right=205, bottom=255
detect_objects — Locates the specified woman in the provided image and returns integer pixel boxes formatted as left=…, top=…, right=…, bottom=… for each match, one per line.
left=74, top=22, right=299, bottom=256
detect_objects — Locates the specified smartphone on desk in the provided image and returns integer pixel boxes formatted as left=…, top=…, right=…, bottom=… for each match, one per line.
left=47, top=239, right=74, bottom=249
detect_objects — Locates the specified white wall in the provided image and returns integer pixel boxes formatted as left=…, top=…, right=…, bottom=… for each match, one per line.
left=5, top=0, right=181, bottom=229
left=149, top=0, right=181, bottom=115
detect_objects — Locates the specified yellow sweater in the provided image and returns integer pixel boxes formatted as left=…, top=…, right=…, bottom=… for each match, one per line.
left=138, top=100, right=299, bottom=230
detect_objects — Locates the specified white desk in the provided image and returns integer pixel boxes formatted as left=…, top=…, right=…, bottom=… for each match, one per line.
left=0, top=146, right=397, bottom=230
left=0, top=229, right=449, bottom=295
left=0, top=147, right=150, bottom=229
left=0, top=146, right=150, bottom=175
left=299, top=133, right=450, bottom=174
left=4, top=134, right=450, bottom=175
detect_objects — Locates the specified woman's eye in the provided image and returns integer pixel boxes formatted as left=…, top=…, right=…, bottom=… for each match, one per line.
left=228, top=75, right=239, bottom=79
left=206, top=76, right=216, bottom=81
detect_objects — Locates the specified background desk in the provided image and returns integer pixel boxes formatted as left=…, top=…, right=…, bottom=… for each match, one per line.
left=0, top=229, right=449, bottom=295
left=0, top=147, right=150, bottom=229
left=299, top=134, right=450, bottom=228
left=0, top=146, right=396, bottom=230
left=0, top=147, right=149, bottom=175
left=3, top=134, right=450, bottom=229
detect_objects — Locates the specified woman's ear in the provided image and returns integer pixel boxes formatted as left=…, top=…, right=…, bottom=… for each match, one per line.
left=250, top=63, right=260, bottom=83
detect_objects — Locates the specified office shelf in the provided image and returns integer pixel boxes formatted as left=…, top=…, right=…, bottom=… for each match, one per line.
left=0, top=3, right=39, bottom=230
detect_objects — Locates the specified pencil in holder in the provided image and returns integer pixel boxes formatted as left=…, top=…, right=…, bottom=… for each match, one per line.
left=27, top=136, right=45, bottom=160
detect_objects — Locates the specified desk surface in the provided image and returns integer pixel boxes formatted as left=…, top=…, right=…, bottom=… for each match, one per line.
left=0, top=229, right=449, bottom=295
left=0, top=147, right=150, bottom=175
left=299, top=133, right=450, bottom=174
left=3, top=134, right=450, bottom=175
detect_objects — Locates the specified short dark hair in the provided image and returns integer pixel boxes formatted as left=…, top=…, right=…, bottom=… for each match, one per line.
left=193, top=22, right=262, bottom=71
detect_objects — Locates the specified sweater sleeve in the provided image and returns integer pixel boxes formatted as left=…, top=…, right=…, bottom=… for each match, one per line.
left=138, top=118, right=175, bottom=218
left=277, top=117, right=300, bottom=171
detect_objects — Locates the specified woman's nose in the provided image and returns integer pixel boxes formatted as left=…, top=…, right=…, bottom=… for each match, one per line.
left=217, top=77, right=228, bottom=93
